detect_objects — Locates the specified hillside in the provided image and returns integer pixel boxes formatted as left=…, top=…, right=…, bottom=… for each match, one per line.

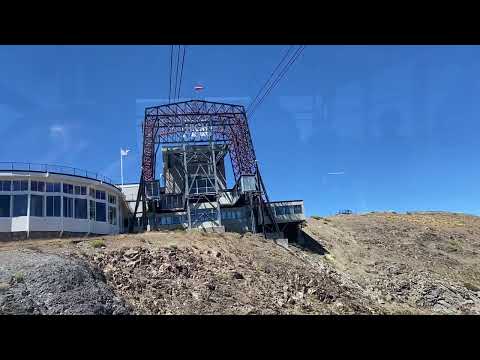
left=303, top=211, right=480, bottom=314
left=1, top=211, right=479, bottom=314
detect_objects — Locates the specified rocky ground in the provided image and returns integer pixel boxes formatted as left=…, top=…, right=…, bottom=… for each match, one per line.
left=0, top=250, right=129, bottom=314
left=1, top=211, right=479, bottom=315
left=304, top=211, right=480, bottom=314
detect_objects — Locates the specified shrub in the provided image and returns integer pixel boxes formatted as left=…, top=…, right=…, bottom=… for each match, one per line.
left=311, top=216, right=322, bottom=220
left=90, top=239, right=106, bottom=249
left=14, top=272, right=25, bottom=283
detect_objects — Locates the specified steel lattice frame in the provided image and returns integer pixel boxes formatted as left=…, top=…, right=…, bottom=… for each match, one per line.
left=134, top=99, right=280, bottom=237
left=141, top=100, right=257, bottom=183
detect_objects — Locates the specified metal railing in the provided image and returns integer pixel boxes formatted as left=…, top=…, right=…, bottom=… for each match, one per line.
left=0, top=162, right=113, bottom=184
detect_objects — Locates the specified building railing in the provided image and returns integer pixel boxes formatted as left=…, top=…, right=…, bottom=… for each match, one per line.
left=0, top=162, right=113, bottom=185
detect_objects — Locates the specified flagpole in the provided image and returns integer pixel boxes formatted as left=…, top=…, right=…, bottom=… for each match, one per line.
left=120, top=149, right=124, bottom=187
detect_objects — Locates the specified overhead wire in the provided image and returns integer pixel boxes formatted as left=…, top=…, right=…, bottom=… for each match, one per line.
left=246, top=45, right=294, bottom=114
left=173, top=45, right=181, bottom=101
left=177, top=46, right=186, bottom=102
left=168, top=45, right=174, bottom=103
left=247, top=45, right=306, bottom=120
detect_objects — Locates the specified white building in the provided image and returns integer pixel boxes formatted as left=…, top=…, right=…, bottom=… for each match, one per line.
left=0, top=165, right=128, bottom=241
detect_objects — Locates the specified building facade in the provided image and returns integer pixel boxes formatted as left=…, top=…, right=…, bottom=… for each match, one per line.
left=0, top=166, right=126, bottom=241
left=124, top=144, right=306, bottom=241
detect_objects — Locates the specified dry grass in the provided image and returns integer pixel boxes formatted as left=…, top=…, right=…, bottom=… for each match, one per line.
left=90, top=239, right=106, bottom=249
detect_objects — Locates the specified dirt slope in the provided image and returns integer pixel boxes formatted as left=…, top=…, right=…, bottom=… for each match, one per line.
left=1, top=211, right=479, bottom=315
left=0, top=231, right=383, bottom=315
left=302, top=212, right=480, bottom=314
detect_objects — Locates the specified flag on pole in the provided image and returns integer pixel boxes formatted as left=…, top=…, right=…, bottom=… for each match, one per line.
left=120, top=148, right=130, bottom=156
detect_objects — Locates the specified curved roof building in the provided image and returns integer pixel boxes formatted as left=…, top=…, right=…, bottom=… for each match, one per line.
left=0, top=163, right=127, bottom=241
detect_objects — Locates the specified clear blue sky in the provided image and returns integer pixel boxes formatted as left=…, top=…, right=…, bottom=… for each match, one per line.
left=1, top=45, right=479, bottom=216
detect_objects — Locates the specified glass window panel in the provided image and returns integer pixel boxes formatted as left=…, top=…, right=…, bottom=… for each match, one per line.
left=1, top=181, right=11, bottom=191
left=30, top=181, right=45, bottom=193
left=63, top=183, right=73, bottom=194
left=89, top=200, right=96, bottom=220
left=74, top=198, right=87, bottom=219
left=74, top=186, right=81, bottom=195
left=46, top=196, right=53, bottom=216
left=96, top=190, right=106, bottom=200
left=81, top=186, right=87, bottom=195
left=0, top=195, right=10, bottom=217
left=95, top=202, right=106, bottom=222
left=108, top=206, right=117, bottom=225
left=12, top=195, right=28, bottom=216
left=30, top=195, right=44, bottom=217
left=13, top=180, right=28, bottom=191
left=54, top=196, right=61, bottom=217
left=63, top=197, right=74, bottom=218
left=46, top=182, right=60, bottom=192
left=47, top=196, right=61, bottom=217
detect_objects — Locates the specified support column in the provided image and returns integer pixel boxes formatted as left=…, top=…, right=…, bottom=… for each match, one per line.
left=26, top=191, right=31, bottom=239
left=211, top=142, right=221, bottom=227
left=183, top=144, right=191, bottom=229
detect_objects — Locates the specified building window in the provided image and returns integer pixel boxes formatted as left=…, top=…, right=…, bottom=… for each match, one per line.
left=30, top=195, right=44, bottom=217
left=96, top=190, right=106, bottom=200
left=189, top=176, right=215, bottom=194
left=46, top=196, right=61, bottom=217
left=74, top=198, right=88, bottom=219
left=108, top=194, right=116, bottom=205
left=63, top=183, right=73, bottom=194
left=108, top=206, right=117, bottom=225
left=221, top=209, right=240, bottom=220
left=74, top=185, right=87, bottom=195
left=0, top=180, right=11, bottom=192
left=0, top=195, right=10, bottom=217
left=192, top=208, right=216, bottom=222
left=294, top=205, right=302, bottom=214
left=160, top=216, right=173, bottom=225
left=89, top=188, right=95, bottom=198
left=96, top=202, right=106, bottom=222
left=275, top=206, right=285, bottom=216
left=13, top=180, right=28, bottom=191
left=63, top=197, right=74, bottom=218
left=89, top=200, right=96, bottom=220
left=12, top=195, right=28, bottom=217
left=31, top=181, right=45, bottom=192
left=46, top=182, right=61, bottom=193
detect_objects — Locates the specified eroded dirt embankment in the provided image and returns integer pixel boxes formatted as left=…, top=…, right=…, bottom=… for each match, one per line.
left=2, top=212, right=480, bottom=315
